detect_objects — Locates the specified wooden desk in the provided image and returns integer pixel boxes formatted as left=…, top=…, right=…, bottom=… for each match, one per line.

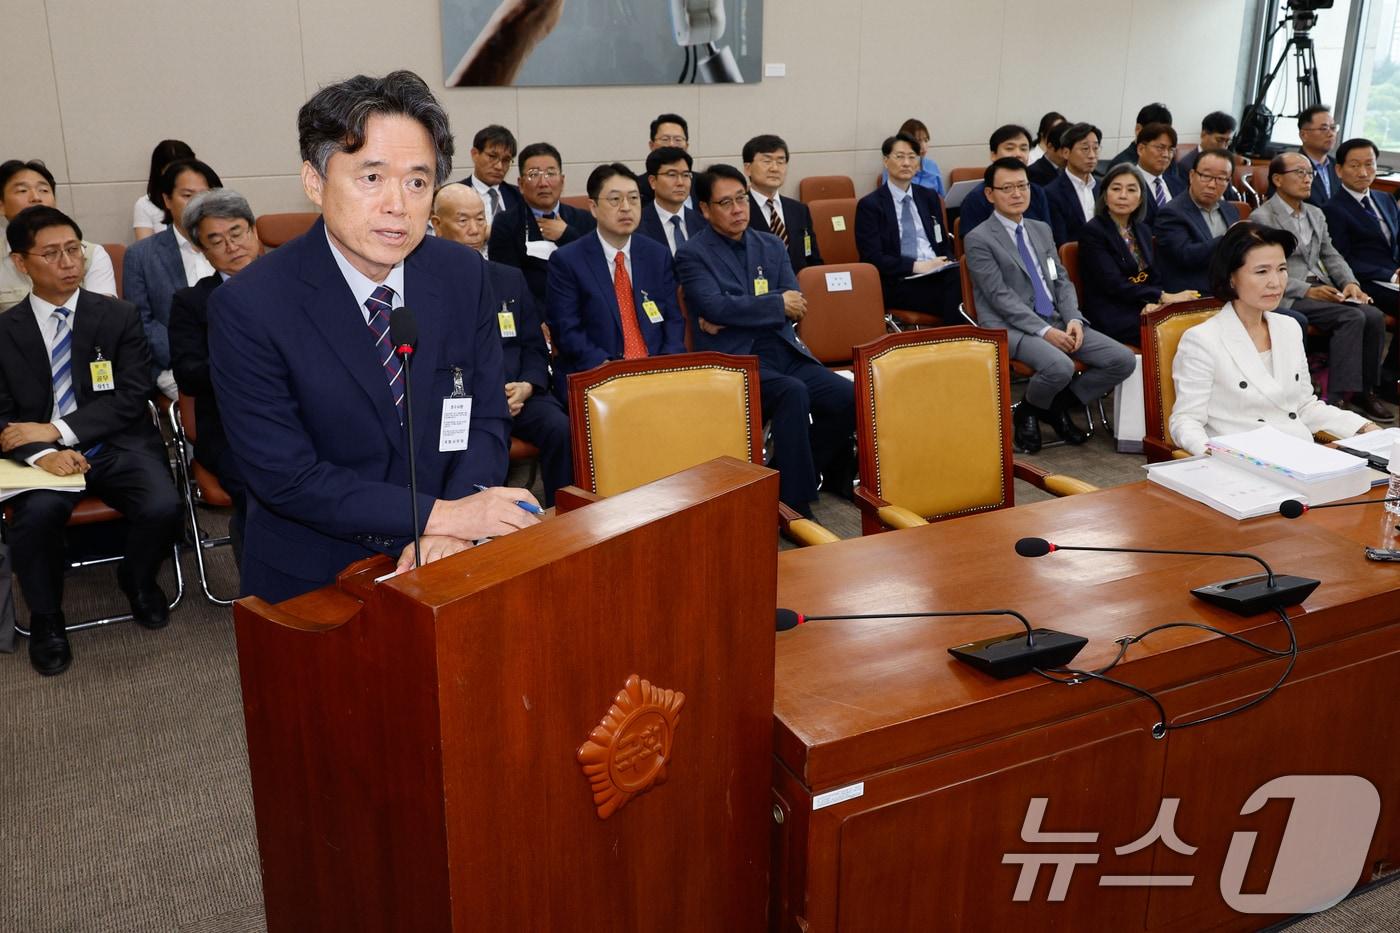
left=770, top=483, right=1400, bottom=932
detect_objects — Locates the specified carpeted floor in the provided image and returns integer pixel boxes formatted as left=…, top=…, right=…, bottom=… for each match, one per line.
left=2, top=428, right=1396, bottom=932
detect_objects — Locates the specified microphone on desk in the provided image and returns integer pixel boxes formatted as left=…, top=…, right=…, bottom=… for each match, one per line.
left=1278, top=497, right=1400, bottom=518
left=775, top=606, right=1087, bottom=679
left=390, top=307, right=423, bottom=570
left=1013, top=536, right=1320, bottom=616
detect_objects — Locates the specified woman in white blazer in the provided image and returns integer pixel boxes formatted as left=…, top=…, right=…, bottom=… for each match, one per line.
left=1170, top=223, right=1381, bottom=456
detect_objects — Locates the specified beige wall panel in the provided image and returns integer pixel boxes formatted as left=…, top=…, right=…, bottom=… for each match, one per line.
left=996, top=0, right=1129, bottom=132
left=3, top=1, right=69, bottom=181
left=517, top=86, right=703, bottom=167
left=1118, top=0, right=1248, bottom=138
left=48, top=1, right=306, bottom=184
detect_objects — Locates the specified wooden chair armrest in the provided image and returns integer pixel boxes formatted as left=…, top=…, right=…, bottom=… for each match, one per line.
left=1314, top=431, right=1339, bottom=444
left=1170, top=447, right=1193, bottom=460
left=777, top=502, right=840, bottom=546
left=876, top=505, right=928, bottom=530
left=1013, top=460, right=1099, bottom=497
left=553, top=486, right=601, bottom=514
left=1142, top=435, right=1179, bottom=463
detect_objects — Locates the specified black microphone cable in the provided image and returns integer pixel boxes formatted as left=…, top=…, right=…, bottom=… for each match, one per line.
left=1032, top=607, right=1298, bottom=739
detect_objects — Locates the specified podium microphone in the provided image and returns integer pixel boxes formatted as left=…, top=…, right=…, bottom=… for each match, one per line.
left=1014, top=537, right=1320, bottom=616
left=1279, top=497, right=1400, bottom=518
left=775, top=607, right=1087, bottom=679
left=390, top=307, right=422, bottom=570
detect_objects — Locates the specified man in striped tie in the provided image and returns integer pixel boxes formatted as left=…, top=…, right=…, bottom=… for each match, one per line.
left=208, top=71, right=538, bottom=604
left=0, top=206, right=181, bottom=675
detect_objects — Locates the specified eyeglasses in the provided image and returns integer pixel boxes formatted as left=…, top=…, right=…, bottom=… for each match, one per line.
left=25, top=243, right=83, bottom=265
left=598, top=193, right=642, bottom=208
left=1279, top=168, right=1315, bottom=179
left=1303, top=124, right=1339, bottom=133
left=477, top=150, right=514, bottom=166
left=710, top=192, right=750, bottom=210
left=1142, top=143, right=1175, bottom=156
left=751, top=155, right=788, bottom=167
left=1192, top=171, right=1231, bottom=186
left=654, top=170, right=693, bottom=181
left=202, top=224, right=252, bottom=251
left=888, top=153, right=921, bottom=163
left=523, top=169, right=561, bottom=182
left=653, top=135, right=688, bottom=146
left=992, top=182, right=1030, bottom=194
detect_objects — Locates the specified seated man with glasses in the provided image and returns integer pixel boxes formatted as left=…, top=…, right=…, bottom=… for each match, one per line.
left=638, top=113, right=691, bottom=207
left=0, top=159, right=116, bottom=312
left=1298, top=106, right=1342, bottom=208
left=546, top=164, right=686, bottom=404
left=855, top=132, right=960, bottom=324
left=169, top=189, right=265, bottom=572
left=1252, top=151, right=1393, bottom=422
left=457, top=124, right=525, bottom=227
left=1323, top=137, right=1400, bottom=400
left=488, top=141, right=596, bottom=302
left=744, top=134, right=823, bottom=274
left=964, top=158, right=1135, bottom=453
left=675, top=164, right=856, bottom=517
left=1133, top=123, right=1187, bottom=224
left=637, top=146, right=705, bottom=255
left=1154, top=149, right=1248, bottom=296
left=0, top=206, right=181, bottom=675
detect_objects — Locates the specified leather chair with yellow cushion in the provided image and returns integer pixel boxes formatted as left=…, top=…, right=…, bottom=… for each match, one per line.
left=1139, top=298, right=1223, bottom=462
left=561, top=352, right=839, bottom=546
left=852, top=327, right=1097, bottom=535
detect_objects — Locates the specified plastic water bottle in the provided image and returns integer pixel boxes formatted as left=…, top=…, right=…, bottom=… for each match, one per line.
left=1387, top=439, right=1400, bottom=516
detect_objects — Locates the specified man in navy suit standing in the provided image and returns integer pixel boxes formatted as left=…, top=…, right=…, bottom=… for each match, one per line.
left=676, top=164, right=855, bottom=517
left=855, top=133, right=960, bottom=324
left=208, top=71, right=539, bottom=603
left=743, top=135, right=823, bottom=274
left=1324, top=137, right=1400, bottom=399
left=636, top=147, right=705, bottom=256
left=546, top=164, right=687, bottom=399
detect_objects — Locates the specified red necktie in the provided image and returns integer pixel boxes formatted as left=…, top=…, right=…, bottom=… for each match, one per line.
left=614, top=251, right=648, bottom=359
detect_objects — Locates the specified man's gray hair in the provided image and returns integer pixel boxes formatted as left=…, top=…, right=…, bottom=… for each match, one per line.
left=298, top=70, right=455, bottom=186
left=182, top=188, right=255, bottom=247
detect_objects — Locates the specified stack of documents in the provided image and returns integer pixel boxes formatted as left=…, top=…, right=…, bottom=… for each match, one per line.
left=1145, top=426, right=1376, bottom=519
left=1336, top=427, right=1400, bottom=470
left=0, top=460, right=86, bottom=503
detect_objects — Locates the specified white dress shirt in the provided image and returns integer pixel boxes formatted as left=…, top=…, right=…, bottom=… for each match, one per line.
left=25, top=289, right=83, bottom=463
left=598, top=231, right=633, bottom=282
left=325, top=228, right=406, bottom=323
left=471, top=175, right=507, bottom=225
left=173, top=226, right=215, bottom=286
left=755, top=192, right=786, bottom=234
left=1068, top=172, right=1096, bottom=220
left=653, top=202, right=688, bottom=255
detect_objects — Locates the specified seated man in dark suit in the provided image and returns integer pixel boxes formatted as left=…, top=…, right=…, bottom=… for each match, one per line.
left=675, top=165, right=855, bottom=517
left=1152, top=149, right=1243, bottom=295
left=169, top=189, right=265, bottom=570
left=1134, top=123, right=1188, bottom=224
left=637, top=113, right=690, bottom=206
left=1106, top=102, right=1172, bottom=169
left=743, top=134, right=823, bottom=274
left=1299, top=105, right=1342, bottom=208
left=959, top=124, right=1053, bottom=236
left=1027, top=122, right=1069, bottom=188
left=636, top=147, right=705, bottom=256
left=457, top=124, right=525, bottom=229
left=433, top=183, right=574, bottom=506
left=1179, top=112, right=1245, bottom=202
left=1323, top=137, right=1400, bottom=398
left=854, top=132, right=960, bottom=324
left=0, top=206, right=181, bottom=675
left=487, top=141, right=596, bottom=302
left=1044, top=122, right=1101, bottom=245
left=547, top=164, right=686, bottom=398
left=964, top=159, right=1135, bottom=453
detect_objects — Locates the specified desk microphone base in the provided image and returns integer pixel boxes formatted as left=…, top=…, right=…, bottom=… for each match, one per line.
left=1191, top=574, right=1320, bottom=616
left=949, top=629, right=1088, bottom=679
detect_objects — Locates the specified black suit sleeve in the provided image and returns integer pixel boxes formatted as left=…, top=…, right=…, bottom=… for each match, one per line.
left=515, top=287, right=552, bottom=392
left=855, top=196, right=913, bottom=277
left=64, top=301, right=156, bottom=447
left=798, top=202, right=823, bottom=267
left=169, top=286, right=213, bottom=397
left=489, top=212, right=525, bottom=269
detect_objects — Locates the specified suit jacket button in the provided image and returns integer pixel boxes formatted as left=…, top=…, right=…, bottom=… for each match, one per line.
left=1289, top=412, right=1298, bottom=419
left=1239, top=381, right=1248, bottom=388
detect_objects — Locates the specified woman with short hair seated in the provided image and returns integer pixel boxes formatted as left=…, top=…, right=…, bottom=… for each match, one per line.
left=1170, top=222, right=1381, bottom=456
left=1078, top=163, right=1198, bottom=346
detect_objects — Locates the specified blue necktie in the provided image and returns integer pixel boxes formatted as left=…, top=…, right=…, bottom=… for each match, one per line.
left=1015, top=225, right=1055, bottom=320
left=1362, top=194, right=1391, bottom=244
left=1153, top=177, right=1167, bottom=207
left=364, top=285, right=404, bottom=420
left=670, top=214, right=686, bottom=250
left=50, top=308, right=76, bottom=418
left=899, top=194, right=918, bottom=260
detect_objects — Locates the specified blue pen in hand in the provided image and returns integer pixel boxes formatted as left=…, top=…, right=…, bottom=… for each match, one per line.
left=474, top=484, right=542, bottom=515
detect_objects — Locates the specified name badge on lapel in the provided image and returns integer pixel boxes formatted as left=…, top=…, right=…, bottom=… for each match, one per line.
left=754, top=265, right=770, bottom=296
left=640, top=290, right=664, bottom=323
left=440, top=366, right=473, bottom=452
left=497, top=300, right=517, bottom=338
left=90, top=347, right=115, bottom=392
left=1045, top=257, right=1058, bottom=282
left=931, top=219, right=944, bottom=245
left=803, top=231, right=813, bottom=257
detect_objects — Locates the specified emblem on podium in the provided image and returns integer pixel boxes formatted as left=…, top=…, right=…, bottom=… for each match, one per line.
left=576, top=674, right=685, bottom=819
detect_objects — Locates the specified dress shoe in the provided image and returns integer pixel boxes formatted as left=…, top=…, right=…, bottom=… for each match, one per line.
left=1013, top=402, right=1043, bottom=454
left=1346, top=392, right=1396, bottom=423
left=28, top=612, right=72, bottom=676
left=118, top=564, right=169, bottom=630
left=1046, top=392, right=1090, bottom=445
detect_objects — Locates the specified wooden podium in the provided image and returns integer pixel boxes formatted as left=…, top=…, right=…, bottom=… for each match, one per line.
left=234, top=458, right=778, bottom=932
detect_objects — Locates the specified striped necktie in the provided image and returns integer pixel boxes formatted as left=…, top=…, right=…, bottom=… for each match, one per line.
left=50, top=307, right=77, bottom=418
left=1153, top=177, right=1167, bottom=207
left=767, top=199, right=788, bottom=246
left=364, top=285, right=405, bottom=420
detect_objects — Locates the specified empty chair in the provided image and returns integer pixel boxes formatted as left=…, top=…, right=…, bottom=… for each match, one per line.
left=799, top=175, right=856, bottom=202
left=795, top=262, right=889, bottom=369
left=806, top=197, right=858, bottom=265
